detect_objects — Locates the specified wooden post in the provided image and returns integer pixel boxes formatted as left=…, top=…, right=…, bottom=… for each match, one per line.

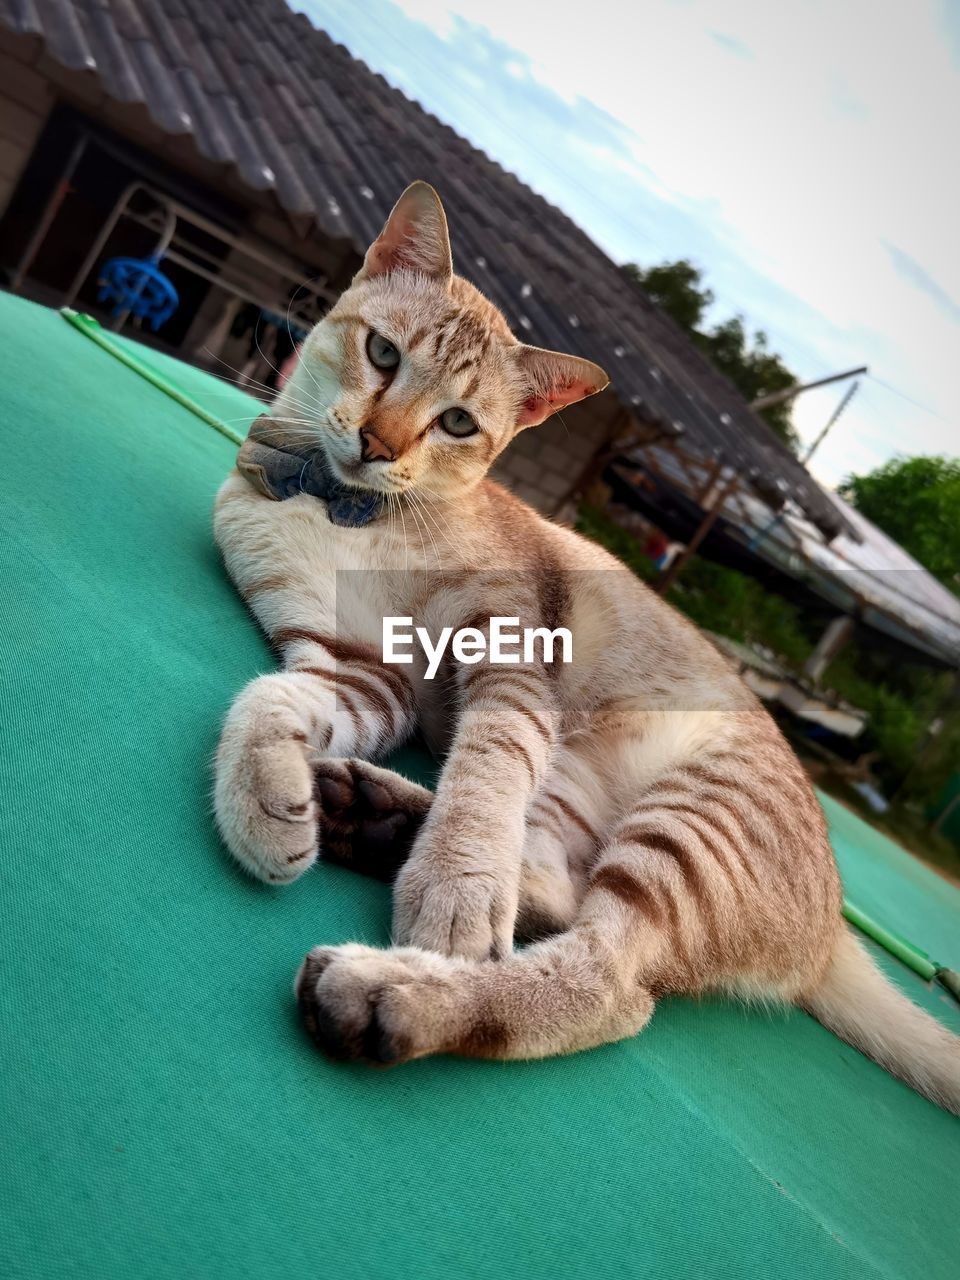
left=694, top=457, right=723, bottom=504
left=803, top=615, right=855, bottom=684
left=656, top=472, right=739, bottom=595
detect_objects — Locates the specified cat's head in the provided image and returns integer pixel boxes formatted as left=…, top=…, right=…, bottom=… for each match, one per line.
left=273, top=181, right=608, bottom=501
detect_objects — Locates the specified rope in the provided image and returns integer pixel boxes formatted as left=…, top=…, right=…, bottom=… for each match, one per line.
left=61, top=308, right=246, bottom=445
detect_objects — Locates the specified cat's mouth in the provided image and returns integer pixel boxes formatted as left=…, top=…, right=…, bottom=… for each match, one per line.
left=330, top=454, right=405, bottom=496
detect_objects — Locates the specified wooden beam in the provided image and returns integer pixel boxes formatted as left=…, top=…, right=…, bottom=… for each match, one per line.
left=656, top=472, right=740, bottom=595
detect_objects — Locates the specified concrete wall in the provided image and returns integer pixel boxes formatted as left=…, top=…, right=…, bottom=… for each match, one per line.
left=492, top=391, right=621, bottom=515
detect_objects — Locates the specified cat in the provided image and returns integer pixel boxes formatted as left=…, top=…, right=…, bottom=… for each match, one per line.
left=213, top=182, right=960, bottom=1112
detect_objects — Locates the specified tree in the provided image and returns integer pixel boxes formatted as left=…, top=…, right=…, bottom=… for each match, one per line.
left=623, top=259, right=801, bottom=454
left=622, top=259, right=713, bottom=332
left=839, top=455, right=960, bottom=596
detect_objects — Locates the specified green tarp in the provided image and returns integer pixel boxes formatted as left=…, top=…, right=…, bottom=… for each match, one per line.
left=1, top=292, right=957, bottom=1280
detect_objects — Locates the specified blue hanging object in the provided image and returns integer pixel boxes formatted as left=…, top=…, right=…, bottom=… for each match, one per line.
left=96, top=255, right=179, bottom=331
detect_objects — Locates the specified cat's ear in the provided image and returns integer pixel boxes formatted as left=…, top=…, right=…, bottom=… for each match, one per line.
left=356, top=181, right=453, bottom=283
left=513, top=346, right=609, bottom=428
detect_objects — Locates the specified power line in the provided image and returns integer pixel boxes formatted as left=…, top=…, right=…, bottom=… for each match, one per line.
left=866, top=374, right=949, bottom=422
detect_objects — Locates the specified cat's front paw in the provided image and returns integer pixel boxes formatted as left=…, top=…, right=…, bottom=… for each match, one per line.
left=214, top=677, right=320, bottom=883
left=392, top=856, right=516, bottom=960
left=294, top=944, right=470, bottom=1064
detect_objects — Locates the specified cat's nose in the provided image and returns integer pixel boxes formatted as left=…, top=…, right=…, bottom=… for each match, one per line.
left=359, top=428, right=395, bottom=463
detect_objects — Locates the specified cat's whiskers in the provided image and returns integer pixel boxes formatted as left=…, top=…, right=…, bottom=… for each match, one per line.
left=214, top=414, right=318, bottom=428
left=251, top=318, right=299, bottom=399
left=395, top=492, right=411, bottom=574
left=407, top=490, right=460, bottom=565
left=200, top=349, right=287, bottom=403
left=553, top=407, right=573, bottom=438
left=386, top=493, right=406, bottom=573
left=402, top=493, right=435, bottom=577
left=202, top=347, right=331, bottom=417
left=405, top=490, right=451, bottom=578
left=281, top=276, right=331, bottom=410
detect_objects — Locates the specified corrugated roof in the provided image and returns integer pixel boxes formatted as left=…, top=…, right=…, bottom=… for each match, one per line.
left=614, top=443, right=960, bottom=664
left=1, top=0, right=853, bottom=538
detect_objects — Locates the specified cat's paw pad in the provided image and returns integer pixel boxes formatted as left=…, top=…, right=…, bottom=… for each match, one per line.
left=315, top=759, right=430, bottom=880
left=294, top=944, right=465, bottom=1064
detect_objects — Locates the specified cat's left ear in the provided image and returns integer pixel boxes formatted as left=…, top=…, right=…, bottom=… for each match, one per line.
left=356, top=181, right=453, bottom=283
left=513, top=346, right=609, bottom=428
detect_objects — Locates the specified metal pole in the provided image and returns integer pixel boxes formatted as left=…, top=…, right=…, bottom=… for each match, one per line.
left=802, top=380, right=859, bottom=464
left=63, top=180, right=142, bottom=309
left=110, top=197, right=178, bottom=332
left=752, top=366, right=867, bottom=411
left=10, top=132, right=88, bottom=292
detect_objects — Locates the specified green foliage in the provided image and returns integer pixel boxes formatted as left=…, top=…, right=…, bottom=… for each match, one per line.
left=622, top=259, right=713, bottom=332
left=698, top=318, right=799, bottom=452
left=576, top=504, right=814, bottom=664
left=839, top=455, right=960, bottom=596
left=574, top=503, right=660, bottom=584
left=823, top=653, right=926, bottom=786
left=624, top=258, right=801, bottom=453
left=823, top=646, right=960, bottom=803
left=669, top=557, right=815, bottom=666
left=577, top=502, right=960, bottom=825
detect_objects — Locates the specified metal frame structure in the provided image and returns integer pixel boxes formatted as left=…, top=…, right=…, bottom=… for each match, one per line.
left=58, top=181, right=336, bottom=334
left=9, top=125, right=336, bottom=341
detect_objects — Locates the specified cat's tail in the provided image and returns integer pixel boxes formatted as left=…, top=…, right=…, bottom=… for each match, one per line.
left=801, top=926, right=960, bottom=1115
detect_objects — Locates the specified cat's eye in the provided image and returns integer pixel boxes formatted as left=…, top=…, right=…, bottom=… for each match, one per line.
left=439, top=407, right=479, bottom=438
left=367, top=331, right=400, bottom=371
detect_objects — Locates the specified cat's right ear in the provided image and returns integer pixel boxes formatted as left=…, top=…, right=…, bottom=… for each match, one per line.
left=354, top=182, right=453, bottom=283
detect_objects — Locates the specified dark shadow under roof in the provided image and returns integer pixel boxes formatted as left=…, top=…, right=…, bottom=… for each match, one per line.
left=2, top=0, right=853, bottom=538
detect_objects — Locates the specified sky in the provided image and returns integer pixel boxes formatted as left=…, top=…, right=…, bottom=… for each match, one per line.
left=296, top=0, right=959, bottom=488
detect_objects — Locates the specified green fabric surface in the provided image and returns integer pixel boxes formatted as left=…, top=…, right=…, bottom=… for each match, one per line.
left=109, top=330, right=262, bottom=435
left=1, top=291, right=957, bottom=1280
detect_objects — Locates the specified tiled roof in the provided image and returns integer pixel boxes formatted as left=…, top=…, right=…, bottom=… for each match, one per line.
left=1, top=0, right=852, bottom=537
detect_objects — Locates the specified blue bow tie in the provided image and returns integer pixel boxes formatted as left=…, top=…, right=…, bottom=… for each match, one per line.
left=236, top=416, right=387, bottom=528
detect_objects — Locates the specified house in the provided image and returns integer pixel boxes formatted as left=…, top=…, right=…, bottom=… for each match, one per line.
left=0, top=0, right=846, bottom=529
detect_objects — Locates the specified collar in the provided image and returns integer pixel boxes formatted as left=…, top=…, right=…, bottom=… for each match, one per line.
left=235, top=415, right=386, bottom=528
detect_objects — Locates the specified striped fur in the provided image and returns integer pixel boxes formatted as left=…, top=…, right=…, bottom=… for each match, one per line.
left=213, top=183, right=960, bottom=1112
